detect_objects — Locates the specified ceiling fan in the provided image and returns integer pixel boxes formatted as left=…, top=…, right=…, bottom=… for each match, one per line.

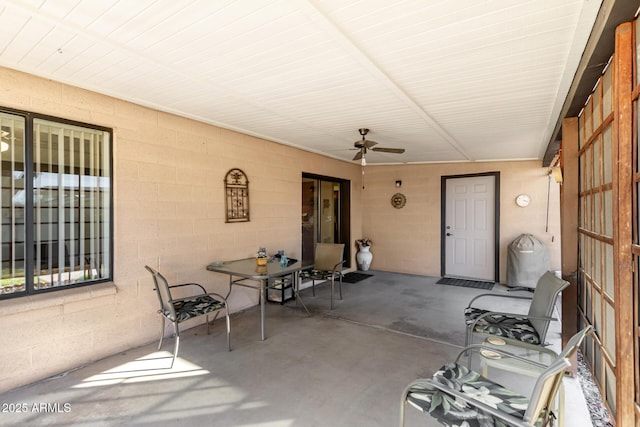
left=352, top=128, right=405, bottom=166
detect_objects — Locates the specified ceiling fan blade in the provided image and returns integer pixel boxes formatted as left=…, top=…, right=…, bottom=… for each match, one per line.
left=353, top=139, right=378, bottom=149
left=371, top=147, right=405, bottom=154
left=352, top=150, right=363, bottom=161
left=363, top=139, right=378, bottom=149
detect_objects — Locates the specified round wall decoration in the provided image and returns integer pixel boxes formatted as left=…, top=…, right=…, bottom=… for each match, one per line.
left=391, top=193, right=406, bottom=209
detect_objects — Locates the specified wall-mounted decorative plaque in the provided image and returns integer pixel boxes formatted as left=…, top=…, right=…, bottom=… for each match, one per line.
left=224, top=168, right=250, bottom=222
left=391, top=193, right=406, bottom=209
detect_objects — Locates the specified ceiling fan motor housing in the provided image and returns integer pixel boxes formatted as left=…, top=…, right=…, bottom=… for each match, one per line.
left=352, top=128, right=404, bottom=161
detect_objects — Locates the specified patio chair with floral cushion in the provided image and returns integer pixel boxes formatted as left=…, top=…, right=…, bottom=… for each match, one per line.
left=400, top=355, right=569, bottom=427
left=145, top=266, right=231, bottom=367
left=299, top=243, right=345, bottom=309
left=464, top=271, right=569, bottom=349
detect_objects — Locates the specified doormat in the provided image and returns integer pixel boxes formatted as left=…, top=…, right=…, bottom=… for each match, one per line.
left=342, top=272, right=373, bottom=283
left=436, top=277, right=495, bottom=290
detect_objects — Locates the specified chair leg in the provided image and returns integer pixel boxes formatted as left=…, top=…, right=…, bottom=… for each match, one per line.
left=400, top=388, right=411, bottom=427
left=225, top=306, right=231, bottom=351
left=158, top=316, right=166, bottom=350
left=465, top=326, right=474, bottom=368
left=330, top=277, right=335, bottom=310
left=171, top=322, right=180, bottom=368
left=338, top=274, right=343, bottom=300
left=558, top=381, right=565, bottom=427
left=312, top=279, right=316, bottom=296
left=465, top=325, right=472, bottom=346
left=206, top=314, right=210, bottom=335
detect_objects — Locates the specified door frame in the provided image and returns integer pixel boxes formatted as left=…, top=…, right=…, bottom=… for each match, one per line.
left=440, top=172, right=500, bottom=281
left=301, top=172, right=351, bottom=268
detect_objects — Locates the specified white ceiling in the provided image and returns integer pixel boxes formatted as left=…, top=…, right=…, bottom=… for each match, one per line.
left=0, top=0, right=602, bottom=165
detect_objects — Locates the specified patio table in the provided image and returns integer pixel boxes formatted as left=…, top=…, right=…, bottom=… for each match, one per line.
left=206, top=257, right=312, bottom=340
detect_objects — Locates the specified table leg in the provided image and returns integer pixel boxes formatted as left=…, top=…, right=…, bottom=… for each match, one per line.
left=226, top=275, right=233, bottom=299
left=293, top=271, right=311, bottom=316
left=260, top=278, right=266, bottom=340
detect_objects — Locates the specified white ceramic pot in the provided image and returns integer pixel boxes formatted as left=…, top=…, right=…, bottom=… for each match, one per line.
left=356, top=246, right=373, bottom=271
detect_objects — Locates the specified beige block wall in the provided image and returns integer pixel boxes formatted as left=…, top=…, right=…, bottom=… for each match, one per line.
left=0, top=66, right=560, bottom=393
left=0, top=67, right=363, bottom=393
left=359, top=162, right=561, bottom=280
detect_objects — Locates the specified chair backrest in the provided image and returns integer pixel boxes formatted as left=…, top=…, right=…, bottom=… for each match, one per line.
left=527, top=271, right=570, bottom=341
left=314, top=243, right=345, bottom=271
left=145, top=266, right=176, bottom=319
left=523, top=357, right=570, bottom=424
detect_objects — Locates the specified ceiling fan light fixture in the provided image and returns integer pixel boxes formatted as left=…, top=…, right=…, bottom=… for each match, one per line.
left=361, top=157, right=366, bottom=166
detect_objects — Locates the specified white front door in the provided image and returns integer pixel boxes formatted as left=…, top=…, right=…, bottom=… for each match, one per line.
left=443, top=174, right=497, bottom=281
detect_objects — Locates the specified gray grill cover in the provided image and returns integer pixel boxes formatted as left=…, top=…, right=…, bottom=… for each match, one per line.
left=506, top=234, right=550, bottom=288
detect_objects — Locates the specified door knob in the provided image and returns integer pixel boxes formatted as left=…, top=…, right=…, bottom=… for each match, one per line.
left=446, top=232, right=453, bottom=236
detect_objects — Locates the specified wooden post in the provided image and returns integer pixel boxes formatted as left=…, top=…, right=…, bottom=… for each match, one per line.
left=560, top=117, right=579, bottom=376
left=612, top=21, right=634, bottom=427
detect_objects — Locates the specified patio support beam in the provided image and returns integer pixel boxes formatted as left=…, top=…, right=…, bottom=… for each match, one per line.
left=612, top=20, right=634, bottom=427
left=560, top=116, right=579, bottom=376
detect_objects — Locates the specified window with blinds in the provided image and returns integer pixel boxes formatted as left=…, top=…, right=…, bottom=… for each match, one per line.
left=1, top=109, right=112, bottom=298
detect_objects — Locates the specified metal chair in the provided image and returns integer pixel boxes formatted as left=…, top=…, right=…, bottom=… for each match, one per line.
left=464, top=271, right=569, bottom=348
left=301, top=243, right=345, bottom=309
left=145, top=266, right=231, bottom=367
left=400, top=355, right=570, bottom=427
left=400, top=326, right=593, bottom=427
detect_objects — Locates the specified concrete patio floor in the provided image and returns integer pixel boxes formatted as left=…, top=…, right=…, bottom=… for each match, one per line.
left=0, top=271, right=593, bottom=426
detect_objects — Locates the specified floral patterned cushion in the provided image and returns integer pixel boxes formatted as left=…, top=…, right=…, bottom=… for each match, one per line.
left=300, top=270, right=340, bottom=280
left=464, top=307, right=541, bottom=345
left=162, top=295, right=226, bottom=322
left=406, top=363, right=534, bottom=427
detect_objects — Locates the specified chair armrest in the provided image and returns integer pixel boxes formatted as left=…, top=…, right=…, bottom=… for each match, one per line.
left=205, top=292, right=228, bottom=304
left=332, top=260, right=346, bottom=273
left=404, top=378, right=535, bottom=427
left=168, top=282, right=207, bottom=293
left=466, top=292, right=533, bottom=309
